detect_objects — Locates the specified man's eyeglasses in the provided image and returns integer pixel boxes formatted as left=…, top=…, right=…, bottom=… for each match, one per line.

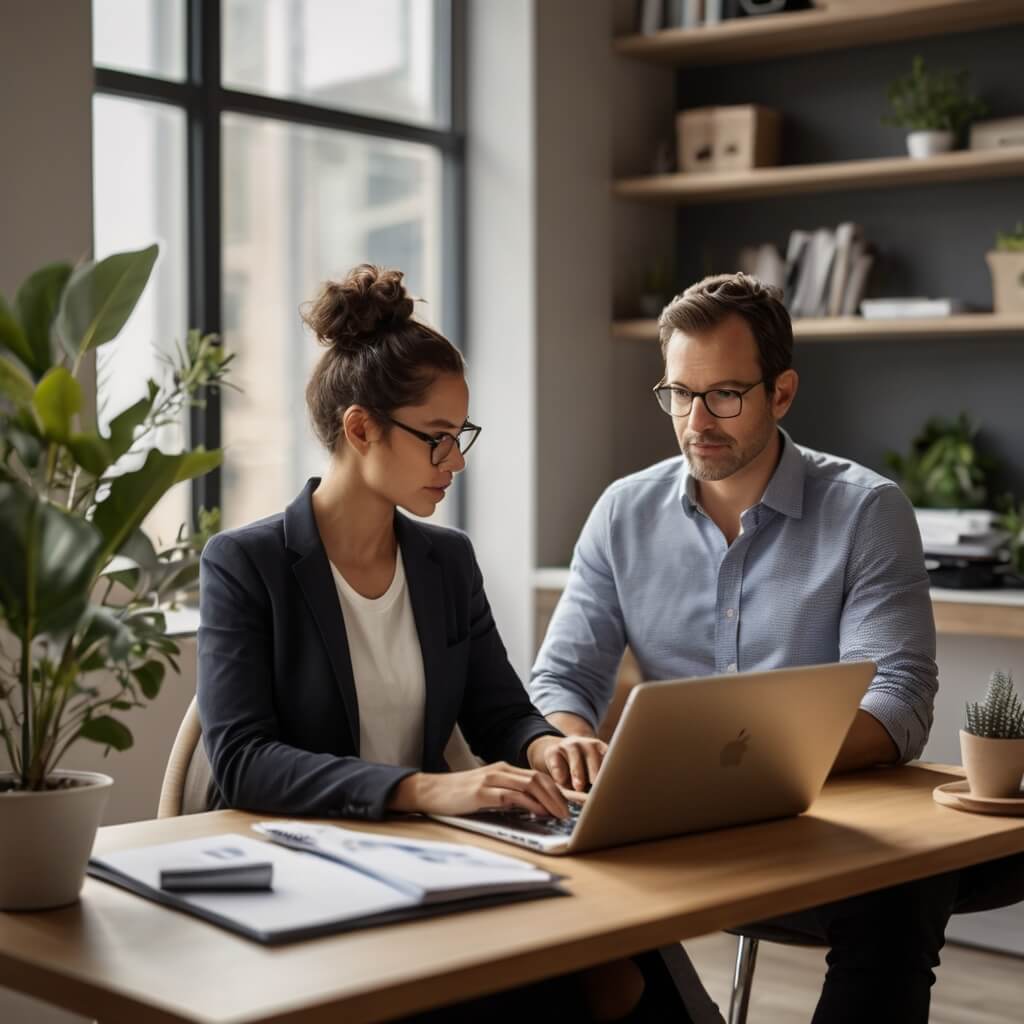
left=652, top=380, right=766, bottom=420
left=385, top=416, right=482, bottom=466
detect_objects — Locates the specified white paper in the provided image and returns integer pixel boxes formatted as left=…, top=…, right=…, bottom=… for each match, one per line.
left=93, top=834, right=413, bottom=933
left=254, top=822, right=557, bottom=902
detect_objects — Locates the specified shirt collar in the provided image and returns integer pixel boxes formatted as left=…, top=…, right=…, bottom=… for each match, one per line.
left=678, top=427, right=805, bottom=521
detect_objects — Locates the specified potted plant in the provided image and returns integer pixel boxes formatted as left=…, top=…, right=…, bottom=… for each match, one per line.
left=883, top=56, right=987, bottom=159
left=986, top=221, right=1024, bottom=315
left=997, top=496, right=1024, bottom=588
left=961, top=671, right=1024, bottom=798
left=638, top=259, right=673, bottom=319
left=884, top=412, right=997, bottom=509
left=0, top=245, right=231, bottom=909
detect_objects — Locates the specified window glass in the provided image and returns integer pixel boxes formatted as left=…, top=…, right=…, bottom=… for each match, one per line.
left=222, top=0, right=446, bottom=127
left=93, top=0, right=186, bottom=81
left=220, top=113, right=448, bottom=529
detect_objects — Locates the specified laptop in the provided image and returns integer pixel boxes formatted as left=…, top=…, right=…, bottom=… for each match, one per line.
left=432, top=661, right=875, bottom=855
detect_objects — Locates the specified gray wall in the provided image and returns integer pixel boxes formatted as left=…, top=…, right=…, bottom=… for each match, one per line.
left=0, top=0, right=94, bottom=298
left=667, top=25, right=1024, bottom=493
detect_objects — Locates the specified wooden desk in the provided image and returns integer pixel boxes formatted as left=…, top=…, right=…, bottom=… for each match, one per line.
left=1, top=764, right=1022, bottom=1024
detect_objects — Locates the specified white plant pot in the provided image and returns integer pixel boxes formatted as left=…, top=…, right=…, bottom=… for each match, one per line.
left=0, top=770, right=113, bottom=910
left=960, top=730, right=1024, bottom=799
left=906, top=130, right=954, bottom=159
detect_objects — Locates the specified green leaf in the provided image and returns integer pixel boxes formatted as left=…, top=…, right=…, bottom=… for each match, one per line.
left=14, top=262, right=72, bottom=377
left=132, top=660, right=165, bottom=700
left=79, top=605, right=135, bottom=661
left=67, top=431, right=113, bottom=476
left=0, top=356, right=34, bottom=406
left=33, top=367, right=82, bottom=441
left=55, top=244, right=159, bottom=357
left=92, top=447, right=222, bottom=563
left=0, top=295, right=35, bottom=370
left=6, top=420, right=43, bottom=470
left=0, top=482, right=103, bottom=638
left=79, top=715, right=134, bottom=752
left=106, top=393, right=153, bottom=460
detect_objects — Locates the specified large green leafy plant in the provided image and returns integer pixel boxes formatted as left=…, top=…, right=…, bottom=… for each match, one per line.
left=0, top=245, right=231, bottom=790
left=883, top=56, right=987, bottom=137
left=885, top=413, right=997, bottom=509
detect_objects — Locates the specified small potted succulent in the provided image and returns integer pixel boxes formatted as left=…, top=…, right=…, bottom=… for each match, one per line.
left=986, top=222, right=1024, bottom=315
left=883, top=56, right=987, bottom=159
left=0, top=245, right=230, bottom=909
left=961, top=671, right=1024, bottom=798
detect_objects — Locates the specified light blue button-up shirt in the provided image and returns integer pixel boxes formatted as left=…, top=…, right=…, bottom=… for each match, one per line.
left=530, top=430, right=938, bottom=761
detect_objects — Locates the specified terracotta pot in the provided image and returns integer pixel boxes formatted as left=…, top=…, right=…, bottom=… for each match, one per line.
left=986, top=250, right=1024, bottom=314
left=0, top=770, right=113, bottom=910
left=960, top=730, right=1024, bottom=799
left=906, top=130, right=954, bottom=159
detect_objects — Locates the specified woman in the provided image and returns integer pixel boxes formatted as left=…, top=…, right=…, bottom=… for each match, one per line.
left=197, top=264, right=689, bottom=1021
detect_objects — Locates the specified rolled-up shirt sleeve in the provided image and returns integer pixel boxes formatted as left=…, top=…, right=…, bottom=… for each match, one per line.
left=840, top=483, right=938, bottom=762
left=529, top=487, right=627, bottom=729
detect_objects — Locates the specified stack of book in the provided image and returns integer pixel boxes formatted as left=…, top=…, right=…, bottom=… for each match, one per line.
left=915, top=509, right=1010, bottom=589
left=784, top=222, right=874, bottom=318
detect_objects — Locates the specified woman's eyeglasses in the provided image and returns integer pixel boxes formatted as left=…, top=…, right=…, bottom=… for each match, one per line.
left=385, top=416, right=482, bottom=466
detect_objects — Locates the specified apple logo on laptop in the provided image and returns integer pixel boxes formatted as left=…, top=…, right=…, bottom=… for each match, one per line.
left=720, top=729, right=750, bottom=768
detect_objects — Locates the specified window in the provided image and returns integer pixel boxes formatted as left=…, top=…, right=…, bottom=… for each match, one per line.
left=92, top=0, right=463, bottom=532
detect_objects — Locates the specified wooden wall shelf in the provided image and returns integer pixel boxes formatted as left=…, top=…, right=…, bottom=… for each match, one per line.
left=613, top=315, right=1024, bottom=343
left=614, top=147, right=1024, bottom=205
left=614, top=0, right=1024, bottom=67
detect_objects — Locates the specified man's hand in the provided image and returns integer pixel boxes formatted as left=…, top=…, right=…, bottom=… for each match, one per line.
left=527, top=734, right=608, bottom=792
left=547, top=711, right=596, bottom=738
left=831, top=709, right=899, bottom=774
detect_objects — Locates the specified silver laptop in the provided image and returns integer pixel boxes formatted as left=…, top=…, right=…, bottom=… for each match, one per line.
left=432, top=661, right=875, bottom=855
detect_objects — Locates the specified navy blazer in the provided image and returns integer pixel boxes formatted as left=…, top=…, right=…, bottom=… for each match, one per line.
left=197, top=479, right=559, bottom=820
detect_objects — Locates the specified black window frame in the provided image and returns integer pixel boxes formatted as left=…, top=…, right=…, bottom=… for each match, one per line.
left=94, top=0, right=467, bottom=527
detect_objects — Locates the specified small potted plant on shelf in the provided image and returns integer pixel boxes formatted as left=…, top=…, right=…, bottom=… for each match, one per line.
left=962, top=671, right=1024, bottom=798
left=0, top=245, right=231, bottom=910
left=883, top=56, right=987, bottom=159
left=998, top=497, right=1024, bottom=588
left=638, top=259, right=673, bottom=319
left=986, top=222, right=1024, bottom=315
left=884, top=412, right=997, bottom=510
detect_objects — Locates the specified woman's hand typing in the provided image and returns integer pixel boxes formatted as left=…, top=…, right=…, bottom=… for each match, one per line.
left=387, top=762, right=572, bottom=818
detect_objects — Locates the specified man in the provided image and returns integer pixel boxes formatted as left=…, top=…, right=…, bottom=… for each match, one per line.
left=530, top=272, right=955, bottom=1023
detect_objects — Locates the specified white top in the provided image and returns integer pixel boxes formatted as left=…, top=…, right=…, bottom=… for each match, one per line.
left=330, top=549, right=426, bottom=769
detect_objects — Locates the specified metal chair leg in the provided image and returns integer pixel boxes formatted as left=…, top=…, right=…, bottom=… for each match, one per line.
left=728, top=934, right=759, bottom=1024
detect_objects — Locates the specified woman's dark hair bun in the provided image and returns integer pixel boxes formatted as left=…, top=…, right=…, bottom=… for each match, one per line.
left=303, top=264, right=415, bottom=351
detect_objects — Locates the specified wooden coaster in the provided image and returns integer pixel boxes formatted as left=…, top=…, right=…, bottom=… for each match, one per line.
left=933, top=780, right=1024, bottom=816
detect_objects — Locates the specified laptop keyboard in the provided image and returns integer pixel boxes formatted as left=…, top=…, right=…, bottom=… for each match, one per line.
left=461, top=800, right=584, bottom=837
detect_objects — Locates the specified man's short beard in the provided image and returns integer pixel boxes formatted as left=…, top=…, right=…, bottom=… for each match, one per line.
left=683, top=414, right=776, bottom=482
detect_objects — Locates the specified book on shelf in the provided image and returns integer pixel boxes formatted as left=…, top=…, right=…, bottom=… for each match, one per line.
left=828, top=222, right=862, bottom=317
left=640, top=0, right=665, bottom=35
left=783, top=222, right=874, bottom=320
left=860, top=297, right=967, bottom=319
left=839, top=248, right=874, bottom=317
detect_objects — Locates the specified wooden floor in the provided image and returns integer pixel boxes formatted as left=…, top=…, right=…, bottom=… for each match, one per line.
left=685, top=933, right=1023, bottom=1023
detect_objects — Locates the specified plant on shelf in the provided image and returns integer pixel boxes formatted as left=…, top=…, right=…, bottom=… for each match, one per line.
left=884, top=413, right=998, bottom=510
left=995, top=222, right=1024, bottom=253
left=883, top=56, right=987, bottom=158
left=0, top=244, right=232, bottom=909
left=998, top=496, right=1024, bottom=585
left=961, top=670, right=1024, bottom=799
left=987, top=221, right=1024, bottom=315
left=638, top=259, right=674, bottom=319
